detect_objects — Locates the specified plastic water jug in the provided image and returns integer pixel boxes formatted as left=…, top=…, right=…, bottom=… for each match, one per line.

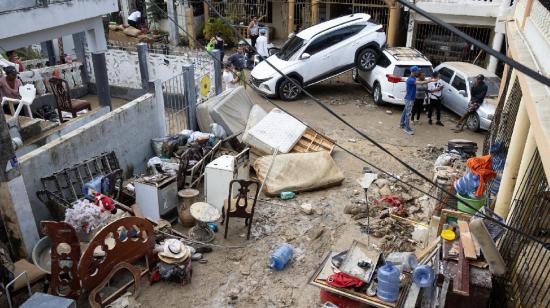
left=269, top=243, right=293, bottom=270
left=454, top=172, right=479, bottom=197
left=413, top=265, right=435, bottom=288
left=386, top=252, right=418, bottom=272
left=82, top=176, right=104, bottom=200
left=377, top=262, right=400, bottom=303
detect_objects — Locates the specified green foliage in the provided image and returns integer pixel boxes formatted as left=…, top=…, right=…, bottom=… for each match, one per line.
left=204, top=18, right=236, bottom=46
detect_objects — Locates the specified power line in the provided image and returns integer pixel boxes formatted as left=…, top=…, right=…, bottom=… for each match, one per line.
left=148, top=0, right=549, bottom=247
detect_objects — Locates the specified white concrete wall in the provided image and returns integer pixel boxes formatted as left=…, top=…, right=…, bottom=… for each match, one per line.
left=416, top=0, right=503, bottom=18
left=18, top=93, right=165, bottom=227
left=85, top=48, right=216, bottom=101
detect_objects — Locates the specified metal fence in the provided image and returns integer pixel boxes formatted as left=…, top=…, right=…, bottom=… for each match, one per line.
left=162, top=73, right=190, bottom=135
left=413, top=22, right=493, bottom=67
left=493, top=149, right=550, bottom=308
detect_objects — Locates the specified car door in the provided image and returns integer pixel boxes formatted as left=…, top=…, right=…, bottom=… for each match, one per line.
left=299, top=31, right=340, bottom=83
left=448, top=73, right=469, bottom=115
left=437, top=67, right=456, bottom=111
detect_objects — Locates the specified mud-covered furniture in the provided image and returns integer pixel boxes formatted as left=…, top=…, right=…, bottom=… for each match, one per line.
left=221, top=179, right=260, bottom=240
left=40, top=217, right=155, bottom=304
left=49, top=77, right=91, bottom=123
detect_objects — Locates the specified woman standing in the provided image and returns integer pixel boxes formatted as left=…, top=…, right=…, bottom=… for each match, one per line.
left=411, top=71, right=428, bottom=124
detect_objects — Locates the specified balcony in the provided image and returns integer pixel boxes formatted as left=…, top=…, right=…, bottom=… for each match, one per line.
left=415, top=0, right=504, bottom=22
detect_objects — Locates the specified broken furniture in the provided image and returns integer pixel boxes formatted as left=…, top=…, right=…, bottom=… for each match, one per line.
left=291, top=128, right=336, bottom=154
left=204, top=148, right=250, bottom=212
left=188, top=202, right=220, bottom=242
left=134, top=175, right=178, bottom=222
left=3, top=256, right=48, bottom=308
left=221, top=179, right=260, bottom=240
left=176, top=140, right=222, bottom=190
left=36, top=152, right=126, bottom=220
left=1, top=83, right=36, bottom=120
left=49, top=77, right=91, bottom=123
left=177, top=189, right=199, bottom=227
left=40, top=217, right=154, bottom=306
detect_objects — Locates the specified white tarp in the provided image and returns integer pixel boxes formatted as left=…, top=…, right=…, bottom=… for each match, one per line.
left=244, top=108, right=306, bottom=154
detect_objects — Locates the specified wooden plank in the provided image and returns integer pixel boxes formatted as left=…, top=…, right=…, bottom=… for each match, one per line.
left=458, top=220, right=477, bottom=260
left=439, top=277, right=450, bottom=308
left=453, top=242, right=470, bottom=296
left=415, top=238, right=440, bottom=261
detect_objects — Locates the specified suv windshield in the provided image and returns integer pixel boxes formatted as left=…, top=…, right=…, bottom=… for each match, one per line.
left=468, top=77, right=500, bottom=97
left=277, top=36, right=305, bottom=61
left=394, top=65, right=433, bottom=77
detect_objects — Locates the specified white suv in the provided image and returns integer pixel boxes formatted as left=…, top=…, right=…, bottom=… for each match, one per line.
left=352, top=47, right=433, bottom=105
left=250, top=13, right=386, bottom=101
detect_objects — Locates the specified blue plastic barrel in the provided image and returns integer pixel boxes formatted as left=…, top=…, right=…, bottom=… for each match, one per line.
left=413, top=265, right=435, bottom=287
left=270, top=243, right=293, bottom=271
left=377, top=262, right=400, bottom=303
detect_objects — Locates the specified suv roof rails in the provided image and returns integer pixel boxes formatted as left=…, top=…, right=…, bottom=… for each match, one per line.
left=386, top=47, right=429, bottom=62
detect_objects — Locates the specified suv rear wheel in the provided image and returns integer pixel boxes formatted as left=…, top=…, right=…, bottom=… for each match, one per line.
left=373, top=82, right=384, bottom=105
left=278, top=78, right=302, bottom=101
left=357, top=48, right=378, bottom=71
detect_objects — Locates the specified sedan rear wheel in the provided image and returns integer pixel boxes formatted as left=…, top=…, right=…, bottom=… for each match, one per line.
left=466, top=113, right=480, bottom=132
left=278, top=78, right=301, bottom=101
left=373, top=82, right=384, bottom=106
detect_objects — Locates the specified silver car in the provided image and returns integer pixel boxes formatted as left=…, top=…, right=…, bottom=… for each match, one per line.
left=434, top=62, right=501, bottom=131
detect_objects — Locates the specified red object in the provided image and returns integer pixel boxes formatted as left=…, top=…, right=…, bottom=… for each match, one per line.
left=94, top=192, right=116, bottom=213
left=466, top=155, right=496, bottom=197
left=327, top=272, right=365, bottom=288
left=386, top=74, right=402, bottom=83
left=319, top=289, right=368, bottom=308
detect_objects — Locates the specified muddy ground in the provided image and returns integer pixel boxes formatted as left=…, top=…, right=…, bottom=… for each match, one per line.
left=136, top=74, right=485, bottom=307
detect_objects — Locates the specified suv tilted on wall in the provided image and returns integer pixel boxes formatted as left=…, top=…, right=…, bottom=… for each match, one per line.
left=250, top=13, right=386, bottom=101
left=352, top=47, right=433, bottom=105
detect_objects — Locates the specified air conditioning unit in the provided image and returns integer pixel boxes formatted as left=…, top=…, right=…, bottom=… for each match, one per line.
left=204, top=148, right=250, bottom=212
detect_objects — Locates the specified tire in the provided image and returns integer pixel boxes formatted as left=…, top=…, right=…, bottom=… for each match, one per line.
left=357, top=48, right=378, bottom=71
left=278, top=78, right=302, bottom=101
left=373, top=82, right=384, bottom=106
left=467, top=113, right=481, bottom=132
left=352, top=68, right=360, bottom=83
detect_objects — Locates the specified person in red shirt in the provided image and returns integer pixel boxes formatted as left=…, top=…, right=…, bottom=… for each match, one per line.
left=6, top=51, right=24, bottom=72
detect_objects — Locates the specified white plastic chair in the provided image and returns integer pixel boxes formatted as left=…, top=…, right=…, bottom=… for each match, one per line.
left=1, top=84, right=36, bottom=119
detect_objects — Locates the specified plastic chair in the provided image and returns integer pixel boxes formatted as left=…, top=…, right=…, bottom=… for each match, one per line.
left=1, top=84, right=36, bottom=120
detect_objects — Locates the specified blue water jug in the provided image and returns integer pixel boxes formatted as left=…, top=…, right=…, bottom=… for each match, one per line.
left=377, top=262, right=400, bottom=303
left=412, top=265, right=435, bottom=288
left=82, top=176, right=104, bottom=200
left=270, top=243, right=293, bottom=271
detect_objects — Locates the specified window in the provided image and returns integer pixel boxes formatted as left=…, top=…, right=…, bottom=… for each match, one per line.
left=452, top=75, right=467, bottom=92
left=277, top=36, right=305, bottom=61
left=377, top=54, right=391, bottom=68
left=393, top=66, right=433, bottom=77
left=304, top=25, right=365, bottom=55
left=438, top=67, right=454, bottom=83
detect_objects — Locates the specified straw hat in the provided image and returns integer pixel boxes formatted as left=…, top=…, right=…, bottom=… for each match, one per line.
left=158, top=239, right=191, bottom=264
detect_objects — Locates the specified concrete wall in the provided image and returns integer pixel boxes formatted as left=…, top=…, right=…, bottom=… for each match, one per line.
left=416, top=0, right=503, bottom=18
left=18, top=93, right=165, bottom=227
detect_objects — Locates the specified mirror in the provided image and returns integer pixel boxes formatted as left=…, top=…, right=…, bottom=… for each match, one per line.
left=300, top=53, right=311, bottom=60
left=458, top=90, right=466, bottom=97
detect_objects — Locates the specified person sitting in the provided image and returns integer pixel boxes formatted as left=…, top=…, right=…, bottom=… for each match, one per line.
left=454, top=74, right=488, bottom=132
left=127, top=9, right=141, bottom=28
left=0, top=66, right=23, bottom=115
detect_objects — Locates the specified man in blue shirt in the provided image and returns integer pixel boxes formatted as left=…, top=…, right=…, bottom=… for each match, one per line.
left=400, top=66, right=430, bottom=135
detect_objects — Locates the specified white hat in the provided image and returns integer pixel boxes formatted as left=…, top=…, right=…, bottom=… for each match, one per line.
left=158, top=239, right=190, bottom=263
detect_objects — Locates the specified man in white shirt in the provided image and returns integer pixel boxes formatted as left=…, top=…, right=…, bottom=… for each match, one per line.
left=222, top=64, right=237, bottom=91
left=255, top=29, right=269, bottom=60
left=427, top=71, right=445, bottom=126
left=128, top=10, right=141, bottom=28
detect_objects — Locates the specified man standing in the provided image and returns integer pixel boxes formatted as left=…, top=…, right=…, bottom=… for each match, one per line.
left=400, top=66, right=430, bottom=135
left=454, top=74, right=487, bottom=132
left=427, top=71, right=445, bottom=126
left=255, top=29, right=269, bottom=61
left=228, top=46, right=246, bottom=71
left=247, top=16, right=264, bottom=48
left=127, top=9, right=141, bottom=28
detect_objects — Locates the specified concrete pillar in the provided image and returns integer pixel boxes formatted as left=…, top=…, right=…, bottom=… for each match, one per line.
left=120, top=0, right=130, bottom=26
left=406, top=13, right=415, bottom=47
left=41, top=40, right=56, bottom=65
left=212, top=49, right=222, bottom=95
left=311, top=0, right=320, bottom=25
left=176, top=2, right=188, bottom=36
left=0, top=115, right=39, bottom=259
left=494, top=98, right=530, bottom=219
left=521, top=0, right=535, bottom=30
left=511, top=128, right=536, bottom=200
left=183, top=65, right=198, bottom=131
left=72, top=32, right=89, bottom=83
left=487, top=32, right=504, bottom=74
left=387, top=4, right=401, bottom=48
left=185, top=7, right=195, bottom=48
left=166, top=0, right=178, bottom=45
left=149, top=79, right=167, bottom=136
left=137, top=43, right=150, bottom=89
left=91, top=52, right=112, bottom=110
left=288, top=0, right=296, bottom=36
left=203, top=1, right=209, bottom=24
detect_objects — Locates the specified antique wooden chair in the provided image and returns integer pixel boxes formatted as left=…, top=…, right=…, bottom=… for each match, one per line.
left=221, top=179, right=260, bottom=240
left=48, top=77, right=91, bottom=123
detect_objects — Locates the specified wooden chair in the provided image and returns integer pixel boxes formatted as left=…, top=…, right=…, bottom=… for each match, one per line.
left=221, top=179, right=260, bottom=240
left=49, top=77, right=91, bottom=123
